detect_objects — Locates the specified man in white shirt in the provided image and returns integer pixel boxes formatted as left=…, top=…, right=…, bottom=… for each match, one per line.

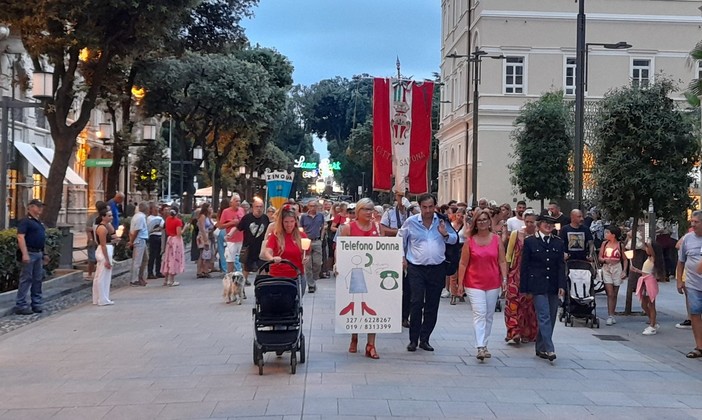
left=506, top=200, right=527, bottom=234
left=129, top=202, right=150, bottom=286
left=147, top=202, right=165, bottom=279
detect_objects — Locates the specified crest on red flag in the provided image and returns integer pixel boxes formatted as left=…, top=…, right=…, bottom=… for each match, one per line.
left=372, top=78, right=433, bottom=194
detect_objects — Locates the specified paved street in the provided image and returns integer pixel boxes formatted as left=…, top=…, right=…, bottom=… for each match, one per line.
left=1, top=259, right=702, bottom=420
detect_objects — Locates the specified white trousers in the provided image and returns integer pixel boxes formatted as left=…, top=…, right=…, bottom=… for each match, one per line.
left=93, top=245, right=114, bottom=306
left=466, top=287, right=501, bottom=348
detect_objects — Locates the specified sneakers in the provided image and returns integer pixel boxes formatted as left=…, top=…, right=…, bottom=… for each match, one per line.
left=14, top=307, right=33, bottom=315
left=440, top=289, right=450, bottom=298
left=642, top=325, right=657, bottom=335
left=606, top=316, right=616, bottom=326
left=676, top=320, right=692, bottom=329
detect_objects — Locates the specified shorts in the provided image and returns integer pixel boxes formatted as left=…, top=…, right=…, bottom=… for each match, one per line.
left=244, top=258, right=263, bottom=273
left=87, top=244, right=97, bottom=263
left=686, top=287, right=702, bottom=315
left=224, top=241, right=242, bottom=263
left=602, top=263, right=623, bottom=287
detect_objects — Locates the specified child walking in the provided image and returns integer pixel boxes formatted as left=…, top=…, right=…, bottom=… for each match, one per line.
left=631, top=241, right=665, bottom=335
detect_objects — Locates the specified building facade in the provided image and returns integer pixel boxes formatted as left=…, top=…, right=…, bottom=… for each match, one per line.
left=437, top=0, right=702, bottom=207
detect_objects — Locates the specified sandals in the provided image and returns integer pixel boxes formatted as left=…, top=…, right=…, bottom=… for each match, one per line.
left=365, top=343, right=379, bottom=359
left=349, top=337, right=358, bottom=353
left=686, top=348, right=702, bottom=358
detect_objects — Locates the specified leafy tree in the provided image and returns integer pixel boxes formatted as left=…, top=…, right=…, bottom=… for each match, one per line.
left=593, top=79, right=700, bottom=313
left=509, top=91, right=573, bottom=207
left=4, top=0, right=206, bottom=226
left=295, top=76, right=374, bottom=194
left=138, top=48, right=292, bottom=211
left=134, top=139, right=168, bottom=199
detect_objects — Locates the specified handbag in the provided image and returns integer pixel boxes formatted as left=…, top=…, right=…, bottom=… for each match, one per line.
left=201, top=247, right=212, bottom=260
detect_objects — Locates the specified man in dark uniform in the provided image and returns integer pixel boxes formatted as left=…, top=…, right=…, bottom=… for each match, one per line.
left=520, top=215, right=566, bottom=361
left=15, top=199, right=47, bottom=315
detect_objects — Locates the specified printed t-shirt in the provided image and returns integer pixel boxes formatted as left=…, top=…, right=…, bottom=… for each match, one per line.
left=267, top=232, right=307, bottom=278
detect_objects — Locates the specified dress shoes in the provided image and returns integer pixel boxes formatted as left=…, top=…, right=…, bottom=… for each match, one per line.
left=546, top=352, right=557, bottom=361
left=536, top=351, right=548, bottom=359
left=32, top=307, right=43, bottom=314
left=402, top=319, right=410, bottom=328
left=406, top=342, right=418, bottom=352
left=419, top=342, right=434, bottom=351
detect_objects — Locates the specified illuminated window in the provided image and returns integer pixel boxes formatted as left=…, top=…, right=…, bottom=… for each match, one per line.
left=32, top=173, right=45, bottom=201
left=8, top=169, right=17, bottom=220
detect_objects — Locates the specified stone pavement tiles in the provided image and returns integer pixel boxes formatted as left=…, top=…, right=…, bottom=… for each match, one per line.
left=1, top=261, right=702, bottom=419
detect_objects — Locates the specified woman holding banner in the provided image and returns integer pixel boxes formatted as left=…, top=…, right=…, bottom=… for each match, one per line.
left=338, top=198, right=381, bottom=359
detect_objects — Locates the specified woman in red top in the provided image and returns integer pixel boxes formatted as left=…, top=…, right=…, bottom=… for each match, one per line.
left=457, top=208, right=508, bottom=361
left=262, top=204, right=309, bottom=293
left=338, top=198, right=381, bottom=359
left=161, top=206, right=185, bottom=287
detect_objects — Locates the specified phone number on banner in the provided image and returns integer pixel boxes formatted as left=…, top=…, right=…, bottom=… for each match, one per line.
left=344, top=317, right=393, bottom=330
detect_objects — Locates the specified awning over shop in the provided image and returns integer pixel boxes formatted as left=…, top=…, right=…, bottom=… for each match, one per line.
left=13, top=142, right=88, bottom=186
left=35, top=146, right=88, bottom=186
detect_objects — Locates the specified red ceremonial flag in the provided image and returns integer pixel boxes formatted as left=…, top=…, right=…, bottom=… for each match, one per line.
left=372, top=78, right=393, bottom=192
left=372, top=78, right=434, bottom=194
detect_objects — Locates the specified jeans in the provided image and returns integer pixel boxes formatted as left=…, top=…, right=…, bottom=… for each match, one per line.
left=16, top=251, right=44, bottom=309
left=407, top=263, right=445, bottom=344
left=130, top=239, right=147, bottom=282
left=148, top=235, right=162, bottom=277
left=466, top=287, right=501, bottom=348
left=533, top=294, right=561, bottom=353
left=217, top=229, right=227, bottom=272
left=305, top=240, right=323, bottom=289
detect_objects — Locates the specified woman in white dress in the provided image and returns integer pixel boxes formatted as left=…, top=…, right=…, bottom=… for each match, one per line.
left=93, top=208, right=115, bottom=306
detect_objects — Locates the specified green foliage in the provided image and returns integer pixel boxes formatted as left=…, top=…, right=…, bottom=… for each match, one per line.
left=0, top=229, right=61, bottom=293
left=134, top=139, right=169, bottom=197
left=510, top=91, right=573, bottom=201
left=179, top=0, right=259, bottom=53
left=594, top=79, right=700, bottom=222
left=294, top=75, right=374, bottom=193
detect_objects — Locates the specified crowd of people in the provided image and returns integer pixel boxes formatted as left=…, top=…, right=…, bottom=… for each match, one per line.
left=13, top=189, right=702, bottom=362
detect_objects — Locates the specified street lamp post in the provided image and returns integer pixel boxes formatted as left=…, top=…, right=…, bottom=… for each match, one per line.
left=446, top=49, right=505, bottom=208
left=0, top=71, right=52, bottom=229
left=574, top=0, right=631, bottom=210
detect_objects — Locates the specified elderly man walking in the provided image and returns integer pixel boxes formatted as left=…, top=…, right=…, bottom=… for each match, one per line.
left=300, top=200, right=325, bottom=293
left=129, top=202, right=150, bottom=287
left=399, top=194, right=457, bottom=352
left=677, top=210, right=702, bottom=358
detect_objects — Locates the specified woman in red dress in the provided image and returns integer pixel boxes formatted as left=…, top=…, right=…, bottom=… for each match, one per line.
left=338, top=198, right=381, bottom=359
left=504, top=210, right=538, bottom=344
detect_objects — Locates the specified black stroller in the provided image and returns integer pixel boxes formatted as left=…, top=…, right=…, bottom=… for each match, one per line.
left=561, top=259, right=600, bottom=328
left=252, top=260, right=305, bottom=375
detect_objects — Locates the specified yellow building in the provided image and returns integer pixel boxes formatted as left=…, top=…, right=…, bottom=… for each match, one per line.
left=438, top=0, right=702, bottom=207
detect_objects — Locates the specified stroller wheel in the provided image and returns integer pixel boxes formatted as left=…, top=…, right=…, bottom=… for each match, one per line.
left=257, top=357, right=264, bottom=375
left=290, top=352, right=297, bottom=374
left=299, top=334, right=306, bottom=364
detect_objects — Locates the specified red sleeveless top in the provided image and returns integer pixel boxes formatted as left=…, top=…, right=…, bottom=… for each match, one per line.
left=464, top=234, right=501, bottom=290
left=349, top=221, right=379, bottom=237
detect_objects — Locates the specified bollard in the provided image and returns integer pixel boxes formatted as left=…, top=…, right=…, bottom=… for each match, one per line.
left=56, top=224, right=73, bottom=269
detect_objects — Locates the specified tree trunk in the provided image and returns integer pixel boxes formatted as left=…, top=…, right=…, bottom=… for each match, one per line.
left=624, top=216, right=640, bottom=314
left=105, top=145, right=124, bottom=199
left=42, top=135, right=74, bottom=227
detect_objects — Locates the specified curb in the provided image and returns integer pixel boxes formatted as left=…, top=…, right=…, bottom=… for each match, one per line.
left=0, top=258, right=132, bottom=317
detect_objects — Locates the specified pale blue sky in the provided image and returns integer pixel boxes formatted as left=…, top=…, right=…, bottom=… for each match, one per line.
left=244, top=1, right=441, bottom=158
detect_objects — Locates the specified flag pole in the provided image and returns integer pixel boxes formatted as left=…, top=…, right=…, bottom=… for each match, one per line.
left=396, top=56, right=401, bottom=79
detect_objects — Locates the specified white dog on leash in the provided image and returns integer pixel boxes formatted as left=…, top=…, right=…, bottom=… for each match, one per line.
left=222, top=271, right=246, bottom=304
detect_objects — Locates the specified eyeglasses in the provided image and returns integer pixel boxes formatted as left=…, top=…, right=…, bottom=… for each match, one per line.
left=476, top=219, right=490, bottom=223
